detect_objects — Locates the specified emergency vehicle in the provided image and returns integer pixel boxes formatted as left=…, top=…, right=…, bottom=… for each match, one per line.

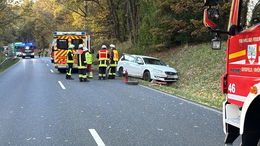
left=203, top=0, right=260, bottom=145
left=52, top=32, right=91, bottom=72
left=21, top=42, right=35, bottom=58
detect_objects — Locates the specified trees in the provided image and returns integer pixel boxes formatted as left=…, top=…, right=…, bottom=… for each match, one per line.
left=0, top=0, right=231, bottom=51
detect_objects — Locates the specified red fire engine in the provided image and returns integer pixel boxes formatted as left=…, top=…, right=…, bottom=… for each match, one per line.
left=203, top=0, right=259, bottom=145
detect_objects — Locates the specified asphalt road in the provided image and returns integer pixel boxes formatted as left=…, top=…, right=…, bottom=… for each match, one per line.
left=0, top=57, right=241, bottom=146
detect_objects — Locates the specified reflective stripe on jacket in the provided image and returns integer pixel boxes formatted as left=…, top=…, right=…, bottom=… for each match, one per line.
left=67, top=50, right=74, bottom=64
left=77, top=52, right=87, bottom=69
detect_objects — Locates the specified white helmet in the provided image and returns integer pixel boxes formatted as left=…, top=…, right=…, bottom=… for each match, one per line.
left=110, top=44, right=115, bottom=48
left=69, top=44, right=75, bottom=49
left=83, top=47, right=88, bottom=51
left=101, top=45, right=107, bottom=49
left=79, top=44, right=84, bottom=49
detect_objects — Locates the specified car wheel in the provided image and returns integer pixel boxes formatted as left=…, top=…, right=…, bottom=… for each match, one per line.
left=22, top=56, right=25, bottom=59
left=143, top=71, right=151, bottom=82
left=118, top=67, right=124, bottom=77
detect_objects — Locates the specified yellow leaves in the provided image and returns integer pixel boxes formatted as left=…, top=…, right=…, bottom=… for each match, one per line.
left=71, top=12, right=84, bottom=27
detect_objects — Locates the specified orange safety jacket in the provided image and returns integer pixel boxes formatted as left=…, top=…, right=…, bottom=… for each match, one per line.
left=98, top=49, right=109, bottom=67
left=112, top=50, right=119, bottom=62
left=98, top=49, right=109, bottom=61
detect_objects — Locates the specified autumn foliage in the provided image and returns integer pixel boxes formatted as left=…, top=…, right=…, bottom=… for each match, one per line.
left=0, top=0, right=230, bottom=51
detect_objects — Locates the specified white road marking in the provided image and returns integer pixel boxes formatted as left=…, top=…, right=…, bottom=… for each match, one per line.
left=89, top=129, right=106, bottom=146
left=58, top=81, right=66, bottom=90
left=46, top=64, right=49, bottom=66
left=139, top=85, right=222, bottom=114
left=50, top=69, right=54, bottom=73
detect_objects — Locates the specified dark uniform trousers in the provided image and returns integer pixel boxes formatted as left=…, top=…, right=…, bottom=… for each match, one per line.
left=77, top=53, right=88, bottom=81
left=108, top=60, right=117, bottom=79
left=99, top=60, right=107, bottom=79
left=66, top=63, right=73, bottom=77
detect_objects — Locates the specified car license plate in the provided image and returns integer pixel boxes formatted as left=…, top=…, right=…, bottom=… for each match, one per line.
left=167, top=75, right=177, bottom=78
left=25, top=50, right=31, bottom=53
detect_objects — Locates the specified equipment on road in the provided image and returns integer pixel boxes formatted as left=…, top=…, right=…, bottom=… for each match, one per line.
left=123, top=70, right=139, bottom=85
left=203, top=0, right=260, bottom=145
left=52, top=32, right=91, bottom=73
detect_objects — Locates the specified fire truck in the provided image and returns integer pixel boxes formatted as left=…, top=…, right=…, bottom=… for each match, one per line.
left=203, top=0, right=260, bottom=145
left=21, top=42, right=35, bottom=58
left=52, top=32, right=91, bottom=72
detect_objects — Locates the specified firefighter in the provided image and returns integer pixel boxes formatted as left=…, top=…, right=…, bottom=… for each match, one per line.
left=66, top=44, right=74, bottom=80
left=85, top=48, right=93, bottom=78
left=108, top=44, right=119, bottom=79
left=97, top=45, right=110, bottom=80
left=38, top=49, right=42, bottom=58
left=77, top=44, right=89, bottom=82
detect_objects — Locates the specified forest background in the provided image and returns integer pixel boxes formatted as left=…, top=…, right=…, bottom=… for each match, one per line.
left=0, top=0, right=230, bottom=52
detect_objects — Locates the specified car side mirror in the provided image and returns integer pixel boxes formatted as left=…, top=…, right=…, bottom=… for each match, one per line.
left=203, top=8, right=219, bottom=29
left=137, top=60, right=144, bottom=65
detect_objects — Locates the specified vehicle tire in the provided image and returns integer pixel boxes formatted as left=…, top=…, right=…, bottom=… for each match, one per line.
left=22, top=56, right=25, bottom=59
left=31, top=56, right=34, bottom=58
left=118, top=67, right=124, bottom=77
left=143, top=71, right=151, bottom=82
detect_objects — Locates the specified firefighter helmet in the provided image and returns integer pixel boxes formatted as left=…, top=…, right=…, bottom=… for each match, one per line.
left=69, top=44, right=75, bottom=49
left=83, top=47, right=88, bottom=51
left=110, top=44, right=116, bottom=48
left=79, top=44, right=84, bottom=49
left=101, top=45, right=107, bottom=49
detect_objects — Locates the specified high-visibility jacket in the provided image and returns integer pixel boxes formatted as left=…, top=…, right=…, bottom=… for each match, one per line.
left=98, top=49, right=109, bottom=61
left=85, top=52, right=93, bottom=64
left=112, top=49, right=119, bottom=62
left=67, top=50, right=74, bottom=64
left=77, top=51, right=87, bottom=69
left=98, top=49, right=109, bottom=67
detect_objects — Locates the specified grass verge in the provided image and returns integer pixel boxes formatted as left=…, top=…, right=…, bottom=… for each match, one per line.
left=0, top=58, right=19, bottom=72
left=127, top=43, right=227, bottom=109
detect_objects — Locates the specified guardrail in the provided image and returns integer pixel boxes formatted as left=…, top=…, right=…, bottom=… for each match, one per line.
left=0, top=57, right=12, bottom=66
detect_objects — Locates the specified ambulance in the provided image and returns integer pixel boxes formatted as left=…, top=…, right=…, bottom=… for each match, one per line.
left=52, top=32, right=91, bottom=72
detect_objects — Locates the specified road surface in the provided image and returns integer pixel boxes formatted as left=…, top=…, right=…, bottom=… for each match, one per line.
left=0, top=57, right=241, bottom=146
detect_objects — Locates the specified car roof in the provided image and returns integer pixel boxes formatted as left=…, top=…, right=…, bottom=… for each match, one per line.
left=124, top=54, right=158, bottom=60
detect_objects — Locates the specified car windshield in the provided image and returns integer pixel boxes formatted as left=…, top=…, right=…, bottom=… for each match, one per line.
left=143, top=58, right=166, bottom=66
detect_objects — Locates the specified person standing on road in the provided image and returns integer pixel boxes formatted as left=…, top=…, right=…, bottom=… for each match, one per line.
left=85, top=48, right=93, bottom=78
left=66, top=44, right=75, bottom=80
left=38, top=49, right=42, bottom=58
left=77, top=44, right=89, bottom=82
left=97, top=45, right=109, bottom=80
left=45, top=49, right=48, bottom=57
left=108, top=44, right=119, bottom=79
